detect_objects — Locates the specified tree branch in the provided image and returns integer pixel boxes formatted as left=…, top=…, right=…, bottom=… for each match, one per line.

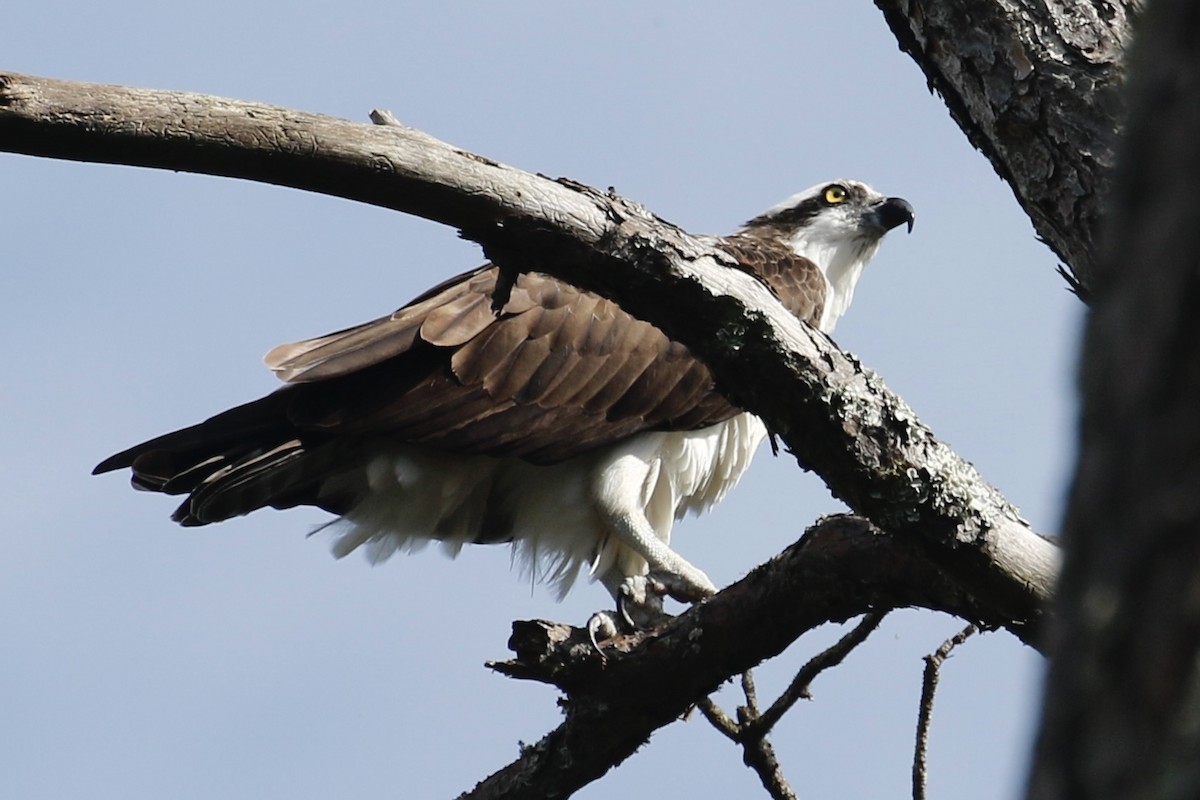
left=913, top=624, right=980, bottom=800
left=872, top=0, right=1136, bottom=298
left=0, top=72, right=605, bottom=239
left=469, top=515, right=1031, bottom=799
left=700, top=670, right=799, bottom=800
left=749, top=611, right=887, bottom=737
left=697, top=614, right=885, bottom=800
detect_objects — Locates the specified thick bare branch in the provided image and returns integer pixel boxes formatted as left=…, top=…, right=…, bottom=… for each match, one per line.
left=0, top=72, right=607, bottom=242
left=0, top=68, right=1058, bottom=629
left=873, top=0, right=1136, bottom=297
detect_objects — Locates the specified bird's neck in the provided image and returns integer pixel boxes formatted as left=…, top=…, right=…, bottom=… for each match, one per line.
left=785, top=231, right=881, bottom=334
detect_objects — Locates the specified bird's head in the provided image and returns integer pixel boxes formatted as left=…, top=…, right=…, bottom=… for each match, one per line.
left=740, top=180, right=914, bottom=332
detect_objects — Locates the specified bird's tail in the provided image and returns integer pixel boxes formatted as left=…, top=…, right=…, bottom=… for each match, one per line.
left=93, top=390, right=359, bottom=526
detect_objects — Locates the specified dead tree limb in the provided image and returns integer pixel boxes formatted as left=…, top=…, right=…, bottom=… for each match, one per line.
left=469, top=516, right=1027, bottom=799
left=0, top=72, right=600, bottom=236
left=697, top=613, right=886, bottom=800
left=913, top=624, right=980, bottom=800
left=873, top=0, right=1136, bottom=298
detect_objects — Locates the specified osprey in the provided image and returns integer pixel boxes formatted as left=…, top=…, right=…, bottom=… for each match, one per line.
left=95, top=180, right=912, bottom=614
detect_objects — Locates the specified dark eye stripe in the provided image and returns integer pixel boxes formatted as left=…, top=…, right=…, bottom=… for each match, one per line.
left=741, top=181, right=870, bottom=232
left=744, top=197, right=822, bottom=229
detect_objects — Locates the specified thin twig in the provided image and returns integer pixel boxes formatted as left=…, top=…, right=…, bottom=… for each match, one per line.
left=696, top=696, right=739, bottom=741
left=741, top=669, right=761, bottom=716
left=698, top=613, right=887, bottom=799
left=913, top=623, right=980, bottom=800
left=701, top=676, right=797, bottom=799
left=740, top=733, right=799, bottom=800
left=749, top=611, right=888, bottom=736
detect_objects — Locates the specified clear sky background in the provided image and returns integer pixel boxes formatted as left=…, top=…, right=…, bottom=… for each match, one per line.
left=1, top=3, right=1081, bottom=798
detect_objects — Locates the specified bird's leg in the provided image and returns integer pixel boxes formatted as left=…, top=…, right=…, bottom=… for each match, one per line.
left=587, top=512, right=717, bottom=641
left=601, top=507, right=718, bottom=602
left=587, top=454, right=717, bottom=642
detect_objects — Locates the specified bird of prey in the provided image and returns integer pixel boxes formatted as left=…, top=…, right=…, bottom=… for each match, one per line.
left=95, top=180, right=913, bottom=617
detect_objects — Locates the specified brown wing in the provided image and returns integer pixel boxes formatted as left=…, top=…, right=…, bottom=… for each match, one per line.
left=95, top=240, right=824, bottom=524
left=242, top=266, right=733, bottom=463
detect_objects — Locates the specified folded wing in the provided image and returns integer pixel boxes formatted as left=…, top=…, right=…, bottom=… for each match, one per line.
left=94, top=264, right=744, bottom=524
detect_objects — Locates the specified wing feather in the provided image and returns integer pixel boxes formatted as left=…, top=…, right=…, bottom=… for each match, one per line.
left=100, top=240, right=827, bottom=521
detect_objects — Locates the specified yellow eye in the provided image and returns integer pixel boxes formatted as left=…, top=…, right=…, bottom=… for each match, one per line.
left=824, top=185, right=847, bottom=204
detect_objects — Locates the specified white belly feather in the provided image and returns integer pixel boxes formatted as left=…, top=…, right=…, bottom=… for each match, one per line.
left=328, top=412, right=767, bottom=598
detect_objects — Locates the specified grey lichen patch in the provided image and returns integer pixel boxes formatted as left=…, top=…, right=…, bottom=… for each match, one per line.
left=884, top=391, right=924, bottom=444
left=824, top=363, right=930, bottom=455
left=861, top=367, right=923, bottom=440
left=825, top=367, right=887, bottom=432
left=920, top=442, right=1017, bottom=542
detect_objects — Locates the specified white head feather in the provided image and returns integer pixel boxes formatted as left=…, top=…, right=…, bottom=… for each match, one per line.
left=740, top=179, right=913, bottom=332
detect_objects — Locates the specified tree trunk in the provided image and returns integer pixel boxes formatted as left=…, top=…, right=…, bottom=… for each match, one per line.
left=873, top=0, right=1136, bottom=298
left=1028, top=0, right=1200, bottom=796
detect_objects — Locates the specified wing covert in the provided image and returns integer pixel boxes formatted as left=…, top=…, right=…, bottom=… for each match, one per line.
left=258, top=265, right=740, bottom=463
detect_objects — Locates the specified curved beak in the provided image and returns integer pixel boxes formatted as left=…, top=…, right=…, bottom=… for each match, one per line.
left=868, top=196, right=915, bottom=234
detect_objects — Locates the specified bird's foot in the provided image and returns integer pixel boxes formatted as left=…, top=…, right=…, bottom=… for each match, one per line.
left=588, top=570, right=717, bottom=651
left=617, top=574, right=670, bottom=629
left=649, top=565, right=717, bottom=603
left=587, top=575, right=670, bottom=651
left=586, top=611, right=621, bottom=653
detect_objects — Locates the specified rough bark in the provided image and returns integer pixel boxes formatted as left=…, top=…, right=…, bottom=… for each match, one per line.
left=0, top=73, right=602, bottom=238
left=1027, top=1, right=1200, bottom=797
left=873, top=0, right=1136, bottom=298
left=467, top=515, right=1020, bottom=800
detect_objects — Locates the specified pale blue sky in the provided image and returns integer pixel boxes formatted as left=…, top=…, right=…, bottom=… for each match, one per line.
left=2, top=3, right=1080, bottom=798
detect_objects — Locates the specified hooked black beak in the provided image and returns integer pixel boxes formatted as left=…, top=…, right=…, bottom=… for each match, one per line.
left=869, top=196, right=915, bottom=234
